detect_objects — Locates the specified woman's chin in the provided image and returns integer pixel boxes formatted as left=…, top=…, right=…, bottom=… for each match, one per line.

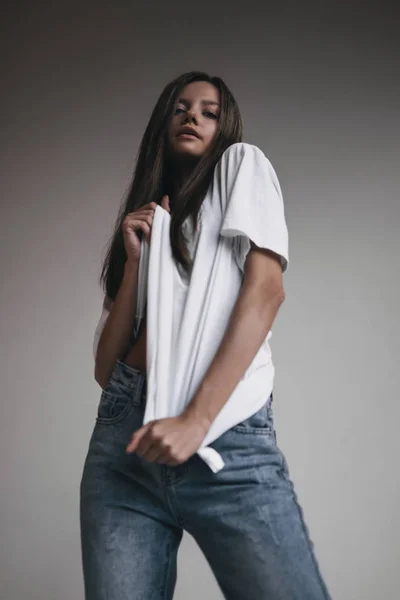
left=172, top=145, right=203, bottom=159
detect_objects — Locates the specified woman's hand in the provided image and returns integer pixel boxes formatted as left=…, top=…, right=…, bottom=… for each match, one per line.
left=125, top=411, right=211, bottom=466
left=122, top=194, right=170, bottom=263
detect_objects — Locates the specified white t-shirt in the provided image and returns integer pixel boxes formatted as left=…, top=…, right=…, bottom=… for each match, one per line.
left=93, top=142, right=289, bottom=472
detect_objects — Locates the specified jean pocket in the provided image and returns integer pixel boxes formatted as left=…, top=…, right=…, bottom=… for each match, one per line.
left=116, top=358, right=145, bottom=377
left=96, top=389, right=132, bottom=425
left=231, top=398, right=275, bottom=437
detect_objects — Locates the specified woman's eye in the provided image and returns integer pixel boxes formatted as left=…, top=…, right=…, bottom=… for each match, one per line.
left=175, top=108, right=218, bottom=119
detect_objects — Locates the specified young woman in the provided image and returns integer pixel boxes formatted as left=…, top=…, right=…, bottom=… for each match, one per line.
left=80, top=71, right=332, bottom=600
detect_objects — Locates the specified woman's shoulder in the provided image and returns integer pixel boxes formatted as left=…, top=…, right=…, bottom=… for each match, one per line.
left=218, top=142, right=272, bottom=167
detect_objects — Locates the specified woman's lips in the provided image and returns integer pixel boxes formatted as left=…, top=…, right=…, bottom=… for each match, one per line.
left=178, top=133, right=199, bottom=138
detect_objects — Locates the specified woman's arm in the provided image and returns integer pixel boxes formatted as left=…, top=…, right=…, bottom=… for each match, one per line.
left=94, top=260, right=139, bottom=389
left=183, top=244, right=285, bottom=427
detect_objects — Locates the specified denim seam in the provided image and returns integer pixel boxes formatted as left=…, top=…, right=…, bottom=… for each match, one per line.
left=161, top=480, right=187, bottom=529
left=231, top=425, right=275, bottom=436
left=251, top=464, right=282, bottom=547
left=95, top=391, right=135, bottom=426
left=285, top=482, right=332, bottom=599
left=159, top=540, right=172, bottom=599
left=108, top=380, right=144, bottom=407
left=95, top=404, right=134, bottom=426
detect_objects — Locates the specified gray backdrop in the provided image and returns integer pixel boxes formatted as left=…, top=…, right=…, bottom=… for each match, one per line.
left=1, top=1, right=399, bottom=598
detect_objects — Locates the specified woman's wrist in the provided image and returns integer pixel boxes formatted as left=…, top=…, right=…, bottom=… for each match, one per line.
left=124, top=258, right=140, bottom=275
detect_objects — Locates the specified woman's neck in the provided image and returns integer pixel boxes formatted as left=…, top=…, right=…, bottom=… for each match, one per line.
left=166, top=151, right=201, bottom=209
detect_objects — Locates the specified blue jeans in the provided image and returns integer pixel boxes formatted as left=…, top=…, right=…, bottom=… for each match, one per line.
left=80, top=359, right=332, bottom=599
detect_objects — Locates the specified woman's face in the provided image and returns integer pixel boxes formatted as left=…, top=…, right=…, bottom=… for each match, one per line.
left=167, top=81, right=221, bottom=159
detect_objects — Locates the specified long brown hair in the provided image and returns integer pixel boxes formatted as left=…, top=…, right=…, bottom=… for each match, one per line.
left=99, top=71, right=243, bottom=301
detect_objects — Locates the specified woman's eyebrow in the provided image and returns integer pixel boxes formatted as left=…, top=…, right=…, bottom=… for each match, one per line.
left=178, top=98, right=220, bottom=108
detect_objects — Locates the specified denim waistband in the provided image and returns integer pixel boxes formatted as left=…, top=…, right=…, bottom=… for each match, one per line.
left=110, top=359, right=147, bottom=405
left=110, top=358, right=274, bottom=411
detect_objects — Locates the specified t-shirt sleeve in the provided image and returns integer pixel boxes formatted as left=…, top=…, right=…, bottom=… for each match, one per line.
left=93, top=303, right=110, bottom=361
left=219, top=143, right=289, bottom=273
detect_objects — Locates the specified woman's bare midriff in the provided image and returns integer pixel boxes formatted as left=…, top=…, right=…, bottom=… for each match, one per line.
left=123, top=323, right=147, bottom=372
